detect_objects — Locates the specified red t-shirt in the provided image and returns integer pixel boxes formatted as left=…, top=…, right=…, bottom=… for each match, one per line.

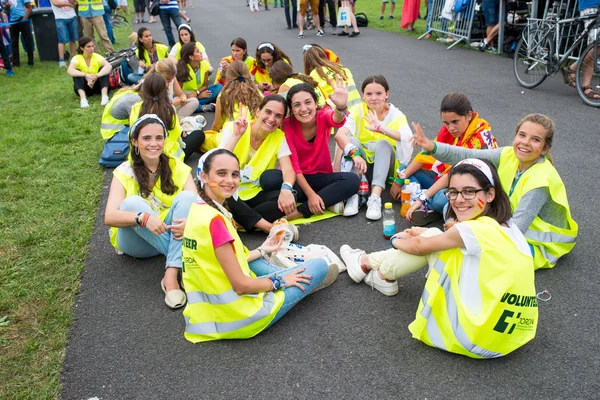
left=283, top=107, right=345, bottom=175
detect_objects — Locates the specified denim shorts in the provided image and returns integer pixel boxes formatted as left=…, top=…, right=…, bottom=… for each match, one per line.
left=482, top=0, right=500, bottom=26
left=55, top=17, right=79, bottom=44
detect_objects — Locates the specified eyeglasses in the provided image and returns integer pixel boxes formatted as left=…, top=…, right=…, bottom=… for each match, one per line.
left=445, top=187, right=486, bottom=200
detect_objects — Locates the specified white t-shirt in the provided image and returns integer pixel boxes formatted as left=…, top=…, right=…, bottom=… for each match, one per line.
left=219, top=125, right=292, bottom=160
left=454, top=219, right=531, bottom=316
left=51, top=2, right=76, bottom=19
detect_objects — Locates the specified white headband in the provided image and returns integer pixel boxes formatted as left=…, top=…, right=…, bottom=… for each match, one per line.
left=129, top=114, right=168, bottom=138
left=178, top=24, right=192, bottom=31
left=258, top=43, right=275, bottom=51
left=197, top=149, right=239, bottom=200
left=302, top=44, right=313, bottom=53
left=454, top=158, right=495, bottom=186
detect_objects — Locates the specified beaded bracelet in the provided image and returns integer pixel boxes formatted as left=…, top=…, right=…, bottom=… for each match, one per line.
left=140, top=213, right=151, bottom=227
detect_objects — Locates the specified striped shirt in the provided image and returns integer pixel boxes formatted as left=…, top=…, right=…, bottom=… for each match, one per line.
left=159, top=0, right=179, bottom=10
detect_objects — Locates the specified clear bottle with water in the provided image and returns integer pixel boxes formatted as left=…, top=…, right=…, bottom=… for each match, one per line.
left=383, top=202, right=396, bottom=240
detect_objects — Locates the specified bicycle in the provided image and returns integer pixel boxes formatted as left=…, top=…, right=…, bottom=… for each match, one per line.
left=513, top=5, right=600, bottom=107
left=110, top=12, right=130, bottom=29
left=105, top=46, right=136, bottom=69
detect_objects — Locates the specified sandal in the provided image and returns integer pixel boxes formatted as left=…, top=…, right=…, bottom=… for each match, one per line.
left=560, top=67, right=576, bottom=88
left=582, top=86, right=600, bottom=100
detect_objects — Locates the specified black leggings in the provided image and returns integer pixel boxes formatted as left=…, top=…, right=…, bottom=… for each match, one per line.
left=260, top=169, right=359, bottom=218
left=73, top=75, right=110, bottom=96
left=134, top=0, right=146, bottom=12
left=226, top=188, right=285, bottom=232
left=182, top=130, right=205, bottom=161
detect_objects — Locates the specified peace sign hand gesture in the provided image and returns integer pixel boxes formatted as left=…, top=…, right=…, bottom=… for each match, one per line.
left=328, top=75, right=349, bottom=110
left=363, top=109, right=383, bottom=133
left=233, top=103, right=249, bottom=138
left=410, top=122, right=435, bottom=152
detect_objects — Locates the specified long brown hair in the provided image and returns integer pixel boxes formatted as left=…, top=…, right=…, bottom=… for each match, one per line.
left=269, top=60, right=320, bottom=90
left=130, top=117, right=177, bottom=198
left=255, top=42, right=292, bottom=70
left=175, top=42, right=197, bottom=83
left=303, top=46, right=348, bottom=81
left=220, top=60, right=263, bottom=120
left=139, top=73, right=175, bottom=130
left=136, top=27, right=163, bottom=63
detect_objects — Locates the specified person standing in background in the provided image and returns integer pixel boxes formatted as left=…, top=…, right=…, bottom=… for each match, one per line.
left=158, top=0, right=182, bottom=47
left=1, top=0, right=35, bottom=66
left=77, top=0, right=114, bottom=53
left=50, top=0, right=79, bottom=67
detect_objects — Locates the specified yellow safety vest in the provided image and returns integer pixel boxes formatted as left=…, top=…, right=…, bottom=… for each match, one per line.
left=409, top=217, right=538, bottom=358
left=129, top=102, right=184, bottom=161
left=100, top=89, right=138, bottom=140
left=498, top=147, right=578, bottom=269
left=135, top=43, right=170, bottom=67
left=78, top=0, right=103, bottom=12
left=170, top=41, right=206, bottom=60
left=280, top=76, right=326, bottom=107
left=72, top=53, right=104, bottom=75
left=109, top=158, right=191, bottom=250
left=214, top=55, right=255, bottom=85
left=309, top=66, right=362, bottom=109
left=182, top=202, right=284, bottom=343
left=221, top=121, right=285, bottom=201
left=350, top=102, right=408, bottom=172
left=251, top=59, right=289, bottom=85
left=181, top=61, right=211, bottom=93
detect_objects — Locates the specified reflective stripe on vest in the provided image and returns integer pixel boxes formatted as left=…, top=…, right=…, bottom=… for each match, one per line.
left=409, top=217, right=537, bottom=358
left=100, top=89, right=138, bottom=140
left=498, top=147, right=578, bottom=269
left=182, top=203, right=284, bottom=342
left=78, top=0, right=104, bottom=11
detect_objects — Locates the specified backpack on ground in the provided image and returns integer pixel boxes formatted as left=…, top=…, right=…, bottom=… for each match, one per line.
left=109, top=67, right=122, bottom=89
left=355, top=12, right=368, bottom=27
left=99, top=128, right=130, bottom=168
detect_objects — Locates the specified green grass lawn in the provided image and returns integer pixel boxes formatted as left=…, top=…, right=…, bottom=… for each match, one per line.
left=0, top=18, right=134, bottom=400
left=355, top=0, right=430, bottom=37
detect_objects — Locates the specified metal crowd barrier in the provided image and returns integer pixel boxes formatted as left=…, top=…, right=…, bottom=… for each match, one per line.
left=418, top=0, right=478, bottom=49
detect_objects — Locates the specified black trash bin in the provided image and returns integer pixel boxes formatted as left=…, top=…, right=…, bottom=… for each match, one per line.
left=31, top=7, right=59, bottom=61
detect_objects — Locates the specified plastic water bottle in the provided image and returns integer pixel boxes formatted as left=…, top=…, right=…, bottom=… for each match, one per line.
left=195, top=115, right=207, bottom=129
left=400, top=179, right=412, bottom=218
left=383, top=202, right=396, bottom=239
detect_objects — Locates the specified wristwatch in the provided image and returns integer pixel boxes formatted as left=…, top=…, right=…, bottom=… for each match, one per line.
left=195, top=89, right=201, bottom=96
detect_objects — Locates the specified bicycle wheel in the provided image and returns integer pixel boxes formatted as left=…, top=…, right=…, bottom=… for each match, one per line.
left=111, top=14, right=130, bottom=28
left=575, top=39, right=600, bottom=107
left=513, top=30, right=551, bottom=89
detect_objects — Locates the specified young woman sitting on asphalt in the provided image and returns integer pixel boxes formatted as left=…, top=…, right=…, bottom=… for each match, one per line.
left=251, top=42, right=292, bottom=93
left=213, top=37, right=256, bottom=87
left=340, top=159, right=538, bottom=358
left=182, top=148, right=336, bottom=343
left=391, top=92, right=497, bottom=225
left=302, top=45, right=361, bottom=109
left=269, top=60, right=326, bottom=107
left=176, top=42, right=223, bottom=113
left=132, top=27, right=170, bottom=82
left=104, top=114, right=198, bottom=310
left=67, top=36, right=112, bottom=108
left=259, top=82, right=361, bottom=219
left=217, top=95, right=297, bottom=234
left=212, top=60, right=264, bottom=132
left=130, top=72, right=205, bottom=161
left=150, top=58, right=199, bottom=119
left=411, top=113, right=578, bottom=270
left=336, top=75, right=413, bottom=220
left=168, top=24, right=210, bottom=66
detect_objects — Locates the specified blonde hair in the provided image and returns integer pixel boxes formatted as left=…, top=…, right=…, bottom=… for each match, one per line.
left=515, top=114, right=555, bottom=164
left=303, top=46, right=347, bottom=81
left=149, top=58, right=177, bottom=82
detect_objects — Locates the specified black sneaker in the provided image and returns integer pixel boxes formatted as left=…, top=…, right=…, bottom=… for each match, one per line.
left=338, top=31, right=349, bottom=36
left=349, top=31, right=360, bottom=38
left=410, top=209, right=442, bottom=227
left=379, top=15, right=384, bottom=20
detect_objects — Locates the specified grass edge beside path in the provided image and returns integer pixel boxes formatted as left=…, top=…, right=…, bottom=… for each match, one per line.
left=0, top=22, right=134, bottom=399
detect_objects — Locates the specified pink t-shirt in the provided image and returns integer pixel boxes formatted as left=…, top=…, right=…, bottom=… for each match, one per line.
left=283, top=107, right=345, bottom=175
left=209, top=215, right=235, bottom=248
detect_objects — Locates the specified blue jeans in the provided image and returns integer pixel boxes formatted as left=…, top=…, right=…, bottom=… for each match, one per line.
left=116, top=190, right=198, bottom=268
left=55, top=17, right=79, bottom=44
left=159, top=8, right=182, bottom=47
left=401, top=164, right=448, bottom=214
left=248, top=258, right=329, bottom=327
left=103, top=6, right=116, bottom=44
left=196, top=84, right=223, bottom=109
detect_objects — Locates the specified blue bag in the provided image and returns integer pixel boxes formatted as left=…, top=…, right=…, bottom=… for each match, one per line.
left=99, top=127, right=130, bottom=168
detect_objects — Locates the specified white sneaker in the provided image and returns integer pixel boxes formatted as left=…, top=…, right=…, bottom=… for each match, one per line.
left=101, top=95, right=109, bottom=106
left=59, top=60, right=67, bottom=68
left=340, top=244, right=367, bottom=283
left=80, top=98, right=89, bottom=108
left=327, top=201, right=344, bottom=214
left=364, top=270, right=399, bottom=296
left=324, top=247, right=347, bottom=272
left=314, top=258, right=339, bottom=292
left=343, top=194, right=359, bottom=216
left=366, top=194, right=382, bottom=220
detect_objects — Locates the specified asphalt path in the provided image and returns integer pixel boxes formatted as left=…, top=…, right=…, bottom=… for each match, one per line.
left=61, top=2, right=599, bottom=399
